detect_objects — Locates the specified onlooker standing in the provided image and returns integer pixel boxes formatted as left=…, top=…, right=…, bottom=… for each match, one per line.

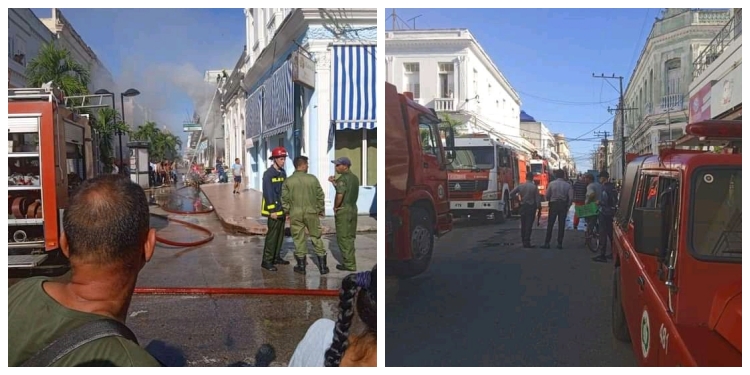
left=572, top=175, right=588, bottom=230
left=542, top=169, right=574, bottom=249
left=8, top=175, right=161, bottom=366
left=509, top=172, right=543, bottom=248
left=231, top=158, right=243, bottom=194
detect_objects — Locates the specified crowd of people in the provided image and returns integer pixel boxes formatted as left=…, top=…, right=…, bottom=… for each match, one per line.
left=7, top=174, right=377, bottom=367
left=510, top=169, right=619, bottom=260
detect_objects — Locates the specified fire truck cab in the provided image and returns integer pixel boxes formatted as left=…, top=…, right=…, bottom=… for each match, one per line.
left=447, top=135, right=523, bottom=222
left=611, top=120, right=741, bottom=366
left=8, top=87, right=101, bottom=268
left=529, top=153, right=551, bottom=200
left=385, top=82, right=455, bottom=278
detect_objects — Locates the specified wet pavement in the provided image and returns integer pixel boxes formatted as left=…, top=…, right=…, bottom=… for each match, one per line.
left=200, top=182, right=377, bottom=235
left=385, top=212, right=635, bottom=366
left=140, top=186, right=377, bottom=289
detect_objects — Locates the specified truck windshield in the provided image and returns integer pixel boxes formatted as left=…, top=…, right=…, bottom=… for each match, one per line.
left=448, top=147, right=494, bottom=170
left=530, top=163, right=544, bottom=175
left=690, top=168, right=741, bottom=262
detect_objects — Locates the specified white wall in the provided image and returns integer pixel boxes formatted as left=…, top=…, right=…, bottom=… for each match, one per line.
left=386, top=30, right=521, bottom=139
left=8, top=9, right=54, bottom=88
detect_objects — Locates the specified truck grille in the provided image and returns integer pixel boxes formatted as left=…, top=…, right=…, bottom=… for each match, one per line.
left=448, top=180, right=488, bottom=192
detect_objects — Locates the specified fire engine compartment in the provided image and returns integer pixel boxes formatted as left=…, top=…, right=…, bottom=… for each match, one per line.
left=8, top=88, right=91, bottom=267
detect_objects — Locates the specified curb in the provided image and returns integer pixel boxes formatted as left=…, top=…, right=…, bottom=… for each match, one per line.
left=200, top=187, right=377, bottom=236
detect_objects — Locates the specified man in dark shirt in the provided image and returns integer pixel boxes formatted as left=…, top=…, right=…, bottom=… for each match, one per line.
left=543, top=169, right=574, bottom=249
left=593, top=171, right=618, bottom=263
left=261, top=147, right=290, bottom=271
left=509, top=172, right=542, bottom=248
left=572, top=175, right=589, bottom=230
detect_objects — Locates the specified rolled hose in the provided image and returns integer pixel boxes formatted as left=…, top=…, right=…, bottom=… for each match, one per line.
left=133, top=287, right=338, bottom=297
left=151, top=213, right=215, bottom=247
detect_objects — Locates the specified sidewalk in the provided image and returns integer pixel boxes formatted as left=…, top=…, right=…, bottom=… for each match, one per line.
left=200, top=182, right=377, bottom=235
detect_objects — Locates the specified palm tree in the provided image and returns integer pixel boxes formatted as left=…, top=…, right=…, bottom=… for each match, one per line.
left=25, top=42, right=90, bottom=98
left=90, top=107, right=129, bottom=172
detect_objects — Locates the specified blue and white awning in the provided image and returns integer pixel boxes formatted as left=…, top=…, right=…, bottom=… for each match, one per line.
left=332, top=45, right=377, bottom=131
left=262, top=60, right=294, bottom=137
left=245, top=87, right=263, bottom=139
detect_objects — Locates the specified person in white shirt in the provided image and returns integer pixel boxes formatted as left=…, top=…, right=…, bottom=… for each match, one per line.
left=288, top=265, right=376, bottom=367
left=231, top=158, right=243, bottom=194
left=111, top=160, right=119, bottom=175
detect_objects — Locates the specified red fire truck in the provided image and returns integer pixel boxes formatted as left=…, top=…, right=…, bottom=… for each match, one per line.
left=529, top=153, right=551, bottom=200
left=385, top=82, right=455, bottom=278
left=611, top=120, right=741, bottom=366
left=447, top=135, right=525, bottom=221
left=8, top=87, right=108, bottom=268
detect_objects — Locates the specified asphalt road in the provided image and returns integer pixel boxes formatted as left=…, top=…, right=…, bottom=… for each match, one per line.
left=385, top=217, right=637, bottom=367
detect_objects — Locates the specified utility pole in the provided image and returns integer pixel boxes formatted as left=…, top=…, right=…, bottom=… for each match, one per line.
left=392, top=9, right=397, bottom=30
left=594, top=131, right=611, bottom=174
left=592, top=73, right=636, bottom=179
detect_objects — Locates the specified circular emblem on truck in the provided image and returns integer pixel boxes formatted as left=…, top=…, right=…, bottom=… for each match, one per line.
left=438, top=184, right=445, bottom=199
left=704, top=174, right=714, bottom=184
left=641, top=309, right=651, bottom=358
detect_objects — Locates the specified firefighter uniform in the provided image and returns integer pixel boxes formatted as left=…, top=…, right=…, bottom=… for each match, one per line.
left=281, top=168, right=328, bottom=275
left=261, top=147, right=288, bottom=271
left=331, top=157, right=360, bottom=271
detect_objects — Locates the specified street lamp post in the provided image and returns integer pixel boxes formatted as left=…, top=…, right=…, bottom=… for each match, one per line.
left=119, top=88, right=141, bottom=170
left=94, top=89, right=117, bottom=174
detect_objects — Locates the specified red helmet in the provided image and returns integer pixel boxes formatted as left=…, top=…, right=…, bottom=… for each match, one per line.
left=269, top=146, right=288, bottom=160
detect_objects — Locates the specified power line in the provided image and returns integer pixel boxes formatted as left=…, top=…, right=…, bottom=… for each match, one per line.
left=566, top=115, right=615, bottom=142
left=516, top=89, right=619, bottom=106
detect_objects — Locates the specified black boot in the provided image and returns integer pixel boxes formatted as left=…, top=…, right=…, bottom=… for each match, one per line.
left=261, top=261, right=277, bottom=271
left=317, top=255, right=330, bottom=275
left=293, top=256, right=306, bottom=274
left=274, top=257, right=290, bottom=265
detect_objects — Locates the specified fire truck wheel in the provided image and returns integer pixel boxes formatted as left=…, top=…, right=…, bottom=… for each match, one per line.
left=612, top=267, right=631, bottom=342
left=398, top=206, right=434, bottom=278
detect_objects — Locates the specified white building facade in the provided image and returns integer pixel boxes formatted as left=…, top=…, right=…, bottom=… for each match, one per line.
left=221, top=50, right=249, bottom=171
left=688, top=8, right=741, bottom=125
left=8, top=9, right=54, bottom=88
left=519, top=119, right=559, bottom=164
left=612, top=8, right=730, bottom=179
left=385, top=29, right=531, bottom=153
left=226, top=8, right=376, bottom=215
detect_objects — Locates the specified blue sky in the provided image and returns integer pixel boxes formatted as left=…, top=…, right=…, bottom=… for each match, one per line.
left=386, top=8, right=659, bottom=171
left=31, top=8, right=247, bottom=144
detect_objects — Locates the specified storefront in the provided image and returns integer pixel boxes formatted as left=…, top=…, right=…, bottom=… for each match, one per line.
left=244, top=60, right=295, bottom=189
left=329, top=44, right=377, bottom=215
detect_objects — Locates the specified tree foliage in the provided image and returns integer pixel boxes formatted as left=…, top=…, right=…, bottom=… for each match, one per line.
left=132, top=121, right=182, bottom=161
left=25, top=42, right=90, bottom=98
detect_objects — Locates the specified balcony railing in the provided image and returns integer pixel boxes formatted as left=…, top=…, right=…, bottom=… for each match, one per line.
left=660, top=94, right=685, bottom=112
left=693, top=10, right=742, bottom=79
left=434, top=98, right=455, bottom=112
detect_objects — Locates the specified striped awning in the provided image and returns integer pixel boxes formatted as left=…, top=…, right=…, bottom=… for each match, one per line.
left=332, top=45, right=377, bottom=130
left=245, top=87, right=263, bottom=140
left=262, top=60, right=294, bottom=137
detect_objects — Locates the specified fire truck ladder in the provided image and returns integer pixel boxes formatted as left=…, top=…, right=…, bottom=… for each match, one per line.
left=64, top=94, right=114, bottom=110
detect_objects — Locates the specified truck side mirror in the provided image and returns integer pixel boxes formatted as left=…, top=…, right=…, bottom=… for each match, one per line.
left=632, top=207, right=664, bottom=258
left=440, top=124, right=456, bottom=165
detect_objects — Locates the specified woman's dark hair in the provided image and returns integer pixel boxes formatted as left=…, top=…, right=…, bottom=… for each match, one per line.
left=324, top=265, right=377, bottom=367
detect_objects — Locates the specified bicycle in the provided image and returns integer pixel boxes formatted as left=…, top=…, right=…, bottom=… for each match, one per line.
left=584, top=215, right=600, bottom=253
left=574, top=202, right=600, bottom=253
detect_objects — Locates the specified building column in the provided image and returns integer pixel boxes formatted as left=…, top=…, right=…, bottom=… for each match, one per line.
left=309, top=40, right=333, bottom=211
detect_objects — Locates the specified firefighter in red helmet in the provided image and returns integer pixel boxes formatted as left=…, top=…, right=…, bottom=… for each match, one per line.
left=261, top=146, right=289, bottom=271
